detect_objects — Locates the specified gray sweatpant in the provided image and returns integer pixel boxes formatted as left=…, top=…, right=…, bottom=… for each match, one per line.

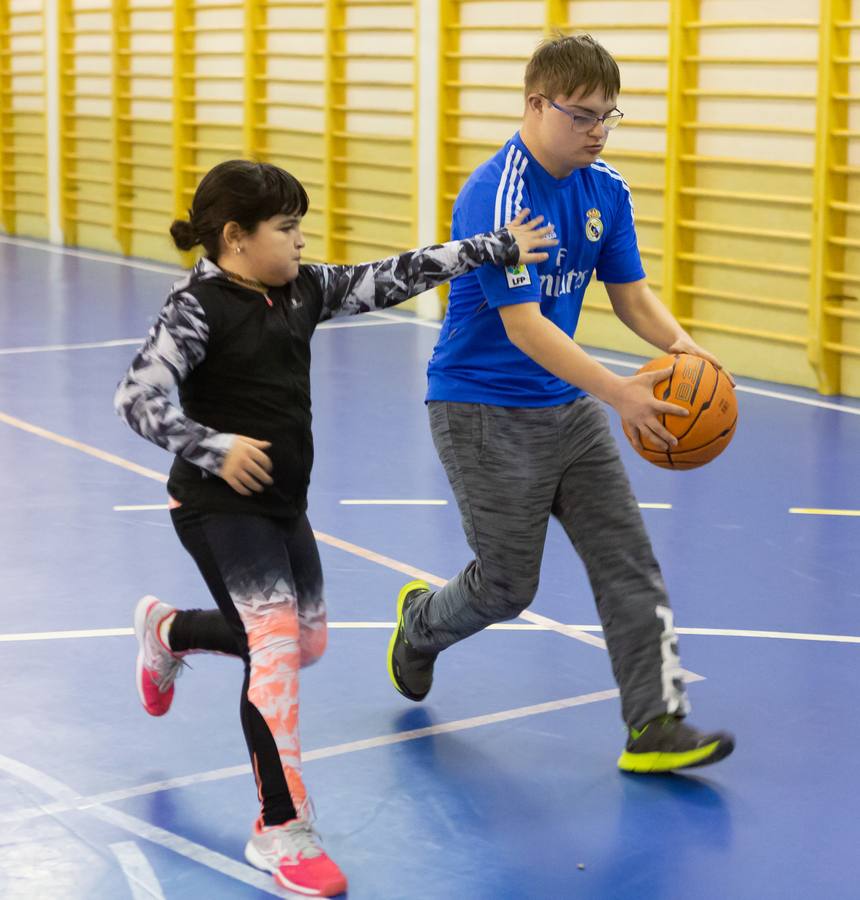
left=405, top=396, right=690, bottom=729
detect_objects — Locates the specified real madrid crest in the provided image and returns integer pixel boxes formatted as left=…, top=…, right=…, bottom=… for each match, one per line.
left=585, top=207, right=603, bottom=242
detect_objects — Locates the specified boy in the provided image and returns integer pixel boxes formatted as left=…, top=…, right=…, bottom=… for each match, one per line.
left=388, top=35, right=734, bottom=773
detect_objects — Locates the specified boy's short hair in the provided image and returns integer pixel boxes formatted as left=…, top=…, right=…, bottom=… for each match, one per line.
left=524, top=34, right=620, bottom=102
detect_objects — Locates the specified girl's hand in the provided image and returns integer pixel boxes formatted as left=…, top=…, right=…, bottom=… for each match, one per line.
left=221, top=435, right=274, bottom=496
left=505, top=208, right=559, bottom=265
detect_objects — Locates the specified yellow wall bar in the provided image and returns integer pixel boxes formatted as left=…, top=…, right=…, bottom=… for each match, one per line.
left=0, top=0, right=50, bottom=237
left=0, top=0, right=10, bottom=234
left=663, top=0, right=699, bottom=322
left=410, top=0, right=418, bottom=249
left=436, top=0, right=457, bottom=247
left=0, top=1, right=856, bottom=398
left=322, top=0, right=339, bottom=261
left=111, top=0, right=129, bottom=253
left=808, top=0, right=849, bottom=394
left=545, top=0, right=564, bottom=34
left=243, top=0, right=262, bottom=159
left=56, top=0, right=71, bottom=243
left=436, top=0, right=452, bottom=246
left=173, top=0, right=194, bottom=265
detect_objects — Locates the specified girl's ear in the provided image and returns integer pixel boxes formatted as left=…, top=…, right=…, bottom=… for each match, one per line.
left=222, top=221, right=244, bottom=254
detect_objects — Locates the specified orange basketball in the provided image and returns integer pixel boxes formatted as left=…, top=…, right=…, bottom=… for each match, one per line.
left=622, top=353, right=737, bottom=470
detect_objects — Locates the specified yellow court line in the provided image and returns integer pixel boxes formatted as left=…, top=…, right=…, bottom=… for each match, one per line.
left=0, top=411, right=168, bottom=484
left=789, top=507, right=860, bottom=517
left=0, top=410, right=609, bottom=653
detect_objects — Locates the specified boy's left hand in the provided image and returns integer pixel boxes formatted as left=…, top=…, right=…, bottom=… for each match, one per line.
left=667, top=337, right=736, bottom=387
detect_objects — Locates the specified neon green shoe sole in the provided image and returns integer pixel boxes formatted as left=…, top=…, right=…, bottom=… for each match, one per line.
left=387, top=579, right=433, bottom=700
left=617, top=739, right=725, bottom=773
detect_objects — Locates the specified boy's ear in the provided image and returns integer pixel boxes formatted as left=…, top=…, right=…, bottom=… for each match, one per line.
left=526, top=93, right=545, bottom=115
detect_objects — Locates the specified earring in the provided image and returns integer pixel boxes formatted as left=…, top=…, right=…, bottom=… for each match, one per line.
left=235, top=246, right=242, bottom=254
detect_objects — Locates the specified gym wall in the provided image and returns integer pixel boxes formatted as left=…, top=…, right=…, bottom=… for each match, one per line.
left=1, top=0, right=858, bottom=396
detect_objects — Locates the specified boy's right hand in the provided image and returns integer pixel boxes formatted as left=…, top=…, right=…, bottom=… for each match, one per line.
left=505, top=208, right=558, bottom=265
left=610, top=366, right=689, bottom=452
left=221, top=435, right=274, bottom=495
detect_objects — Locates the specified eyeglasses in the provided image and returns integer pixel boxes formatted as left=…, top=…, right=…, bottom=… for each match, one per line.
left=540, top=95, right=624, bottom=132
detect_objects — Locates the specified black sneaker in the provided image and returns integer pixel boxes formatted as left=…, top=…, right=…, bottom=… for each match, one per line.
left=387, top=579, right=437, bottom=702
left=617, top=715, right=735, bottom=773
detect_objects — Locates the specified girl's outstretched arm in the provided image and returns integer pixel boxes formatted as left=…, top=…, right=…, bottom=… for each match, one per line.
left=308, top=212, right=555, bottom=321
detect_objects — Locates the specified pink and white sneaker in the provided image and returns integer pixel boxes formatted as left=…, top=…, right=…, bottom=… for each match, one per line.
left=244, top=817, right=347, bottom=897
left=133, top=595, right=183, bottom=717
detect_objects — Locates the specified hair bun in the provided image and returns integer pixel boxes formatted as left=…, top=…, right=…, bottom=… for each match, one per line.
left=170, top=218, right=198, bottom=252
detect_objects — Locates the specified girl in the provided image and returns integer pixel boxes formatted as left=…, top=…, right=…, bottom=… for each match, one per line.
left=114, top=159, right=554, bottom=897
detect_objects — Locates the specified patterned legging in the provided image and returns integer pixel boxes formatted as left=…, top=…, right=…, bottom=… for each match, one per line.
left=169, top=506, right=326, bottom=826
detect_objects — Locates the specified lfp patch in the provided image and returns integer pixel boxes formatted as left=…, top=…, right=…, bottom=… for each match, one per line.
left=505, top=263, right=531, bottom=289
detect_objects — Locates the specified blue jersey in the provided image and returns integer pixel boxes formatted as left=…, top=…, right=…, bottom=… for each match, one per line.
left=427, top=132, right=646, bottom=406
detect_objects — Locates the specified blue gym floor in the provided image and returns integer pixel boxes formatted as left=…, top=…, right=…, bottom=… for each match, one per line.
left=1, top=234, right=858, bottom=899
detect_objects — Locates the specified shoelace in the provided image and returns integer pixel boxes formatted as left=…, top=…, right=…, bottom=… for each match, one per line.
left=282, top=819, right=323, bottom=860
left=153, top=653, right=190, bottom=693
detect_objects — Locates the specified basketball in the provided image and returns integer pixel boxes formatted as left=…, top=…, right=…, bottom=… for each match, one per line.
left=622, top=353, right=737, bottom=470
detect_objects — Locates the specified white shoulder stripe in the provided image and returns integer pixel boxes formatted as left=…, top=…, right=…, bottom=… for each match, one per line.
left=494, top=145, right=517, bottom=230
left=591, top=158, right=624, bottom=179
left=505, top=152, right=528, bottom=226
left=503, top=149, right=522, bottom=227
left=513, top=156, right=527, bottom=220
left=590, top=161, right=636, bottom=223
left=590, top=161, right=631, bottom=193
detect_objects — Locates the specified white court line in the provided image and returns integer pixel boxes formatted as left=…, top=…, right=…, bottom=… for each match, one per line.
left=109, top=841, right=166, bottom=900
left=117, top=500, right=668, bottom=510
left=591, top=355, right=860, bottom=415
left=339, top=499, right=449, bottom=506
left=0, top=623, right=548, bottom=642
left=0, top=627, right=135, bottom=642
left=677, top=627, right=860, bottom=643
left=522, top=610, right=699, bottom=684
left=0, top=752, right=285, bottom=895
left=364, top=311, right=860, bottom=416
left=3, top=232, right=860, bottom=415
left=0, top=338, right=144, bottom=356
left=0, top=314, right=408, bottom=357
left=789, top=507, right=860, bottom=517
left=114, top=504, right=170, bottom=511
left=5, top=622, right=857, bottom=645
left=0, top=233, right=183, bottom=275
left=0, top=408, right=701, bottom=665
left=311, top=527, right=657, bottom=657
left=0, top=689, right=621, bottom=826
left=96, top=807, right=284, bottom=896
left=316, top=317, right=413, bottom=330
left=361, top=308, right=445, bottom=330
